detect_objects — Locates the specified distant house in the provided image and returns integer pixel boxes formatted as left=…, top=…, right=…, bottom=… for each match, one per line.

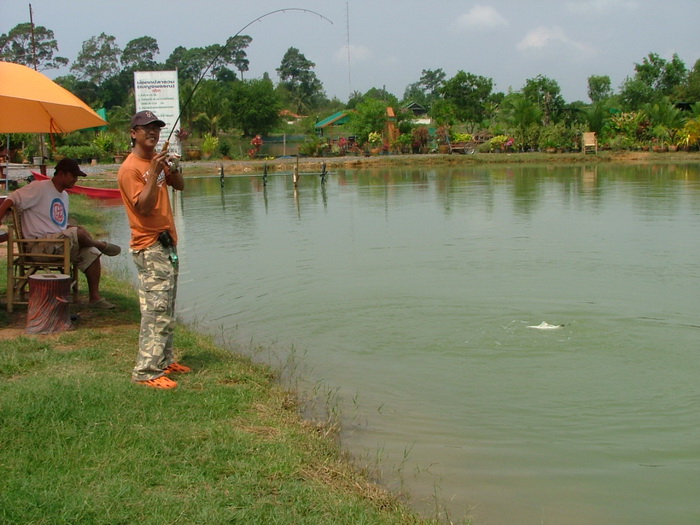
left=314, top=111, right=352, bottom=137
left=403, top=102, right=431, bottom=125
left=280, top=109, right=305, bottom=124
left=404, top=101, right=427, bottom=116
left=314, top=107, right=400, bottom=145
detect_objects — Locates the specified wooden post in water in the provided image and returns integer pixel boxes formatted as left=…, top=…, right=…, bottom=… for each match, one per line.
left=26, top=274, right=72, bottom=334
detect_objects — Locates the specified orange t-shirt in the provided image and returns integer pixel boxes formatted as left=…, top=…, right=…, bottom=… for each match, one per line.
left=117, top=152, right=178, bottom=250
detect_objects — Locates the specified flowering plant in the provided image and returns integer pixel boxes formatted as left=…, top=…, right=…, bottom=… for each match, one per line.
left=489, top=135, right=515, bottom=151
left=453, top=132, right=473, bottom=143
left=175, top=128, right=190, bottom=143
left=368, top=131, right=382, bottom=146
left=248, top=135, right=263, bottom=159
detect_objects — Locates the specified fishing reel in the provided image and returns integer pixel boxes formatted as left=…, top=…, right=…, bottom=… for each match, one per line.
left=166, top=153, right=181, bottom=173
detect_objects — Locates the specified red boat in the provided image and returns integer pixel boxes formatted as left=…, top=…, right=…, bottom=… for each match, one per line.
left=31, top=170, right=122, bottom=200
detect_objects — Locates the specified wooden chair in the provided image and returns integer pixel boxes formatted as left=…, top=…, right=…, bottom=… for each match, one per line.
left=582, top=132, right=598, bottom=154
left=6, top=205, right=79, bottom=312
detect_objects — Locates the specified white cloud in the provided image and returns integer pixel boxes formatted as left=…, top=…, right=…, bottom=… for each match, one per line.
left=455, top=5, right=509, bottom=30
left=564, top=0, right=639, bottom=14
left=516, top=26, right=597, bottom=57
left=334, top=44, right=372, bottom=64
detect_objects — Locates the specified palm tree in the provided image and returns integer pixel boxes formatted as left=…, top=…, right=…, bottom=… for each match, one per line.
left=501, top=95, right=542, bottom=150
left=642, top=97, right=685, bottom=145
left=581, top=101, right=611, bottom=135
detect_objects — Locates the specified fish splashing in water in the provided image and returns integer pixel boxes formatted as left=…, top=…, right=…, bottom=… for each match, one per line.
left=528, top=322, right=564, bottom=330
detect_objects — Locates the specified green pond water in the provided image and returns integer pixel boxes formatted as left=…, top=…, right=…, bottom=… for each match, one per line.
left=105, top=162, right=700, bottom=525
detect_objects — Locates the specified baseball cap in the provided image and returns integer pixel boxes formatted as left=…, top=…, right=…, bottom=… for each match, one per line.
left=131, top=110, right=166, bottom=129
left=55, top=158, right=87, bottom=177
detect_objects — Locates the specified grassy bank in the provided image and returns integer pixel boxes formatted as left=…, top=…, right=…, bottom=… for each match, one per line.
left=0, top=197, right=441, bottom=525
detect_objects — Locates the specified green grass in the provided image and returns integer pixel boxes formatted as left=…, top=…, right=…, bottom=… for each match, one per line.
left=0, top=199, right=439, bottom=525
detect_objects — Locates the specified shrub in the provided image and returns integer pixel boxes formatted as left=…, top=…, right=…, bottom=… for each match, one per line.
left=219, top=139, right=232, bottom=158
left=678, top=118, right=700, bottom=148
left=298, top=136, right=325, bottom=157
left=411, top=126, right=429, bottom=148
left=201, top=133, right=220, bottom=157
left=488, top=135, right=514, bottom=152
left=453, top=132, right=473, bottom=143
left=55, top=145, right=101, bottom=161
left=92, top=132, right=114, bottom=158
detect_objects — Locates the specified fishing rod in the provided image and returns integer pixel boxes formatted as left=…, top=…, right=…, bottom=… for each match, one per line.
left=163, top=8, right=333, bottom=151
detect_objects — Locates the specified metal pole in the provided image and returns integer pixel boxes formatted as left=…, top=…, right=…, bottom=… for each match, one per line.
left=29, top=4, right=47, bottom=166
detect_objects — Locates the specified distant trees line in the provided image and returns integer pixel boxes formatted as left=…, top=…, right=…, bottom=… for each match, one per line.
left=2, top=22, right=700, bottom=159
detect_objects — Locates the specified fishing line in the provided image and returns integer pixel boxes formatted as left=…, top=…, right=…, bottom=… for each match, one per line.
left=164, top=7, right=333, bottom=149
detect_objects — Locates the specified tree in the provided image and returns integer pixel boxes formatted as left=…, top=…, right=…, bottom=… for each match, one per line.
left=166, top=46, right=206, bottom=84
left=402, top=81, right=429, bottom=107
left=419, top=68, right=446, bottom=97
left=121, top=36, right=160, bottom=70
left=429, top=99, right=458, bottom=126
left=100, top=70, right=137, bottom=110
left=618, top=78, right=655, bottom=111
left=676, top=58, right=700, bottom=103
left=587, top=75, right=613, bottom=103
left=403, top=68, right=446, bottom=108
left=189, top=80, right=227, bottom=136
left=361, top=87, right=399, bottom=107
left=276, top=47, right=325, bottom=114
left=54, top=75, right=101, bottom=107
left=580, top=100, right=611, bottom=135
left=0, top=22, right=68, bottom=71
left=348, top=98, right=388, bottom=144
left=71, top=33, right=121, bottom=85
left=439, top=70, right=493, bottom=128
left=635, top=52, right=687, bottom=95
left=521, top=75, right=565, bottom=125
left=500, top=93, right=543, bottom=150
left=225, top=35, right=252, bottom=80
left=346, top=90, right=365, bottom=109
left=197, top=36, right=252, bottom=81
left=619, top=52, right=688, bottom=109
left=228, top=78, right=282, bottom=136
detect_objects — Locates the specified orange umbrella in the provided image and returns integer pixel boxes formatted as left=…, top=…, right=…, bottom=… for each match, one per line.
left=0, top=61, right=107, bottom=134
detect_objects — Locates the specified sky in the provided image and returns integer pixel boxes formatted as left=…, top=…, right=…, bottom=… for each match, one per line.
left=3, top=0, right=699, bottom=105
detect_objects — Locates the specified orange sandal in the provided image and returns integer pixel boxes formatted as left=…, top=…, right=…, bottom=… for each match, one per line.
left=164, top=362, right=192, bottom=375
left=137, top=376, right=177, bottom=389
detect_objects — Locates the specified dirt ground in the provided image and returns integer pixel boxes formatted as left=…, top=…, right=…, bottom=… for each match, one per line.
left=0, top=291, right=116, bottom=339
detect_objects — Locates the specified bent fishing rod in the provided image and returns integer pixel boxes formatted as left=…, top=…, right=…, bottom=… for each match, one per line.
left=162, top=7, right=333, bottom=151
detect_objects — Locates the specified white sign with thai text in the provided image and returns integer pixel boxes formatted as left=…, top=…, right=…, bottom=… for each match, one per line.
left=134, top=70, right=180, bottom=154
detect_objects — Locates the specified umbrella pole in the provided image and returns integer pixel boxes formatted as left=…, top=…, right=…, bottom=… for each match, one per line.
left=3, top=134, right=9, bottom=190
left=39, top=134, right=47, bottom=175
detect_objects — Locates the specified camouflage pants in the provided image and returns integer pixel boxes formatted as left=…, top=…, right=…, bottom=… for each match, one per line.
left=131, top=242, right=178, bottom=381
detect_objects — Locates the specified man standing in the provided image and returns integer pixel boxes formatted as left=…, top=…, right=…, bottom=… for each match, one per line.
left=0, top=158, right=120, bottom=308
left=118, top=110, right=189, bottom=389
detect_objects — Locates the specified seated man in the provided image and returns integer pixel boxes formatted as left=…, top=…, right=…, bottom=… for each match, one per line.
left=0, top=158, right=121, bottom=309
